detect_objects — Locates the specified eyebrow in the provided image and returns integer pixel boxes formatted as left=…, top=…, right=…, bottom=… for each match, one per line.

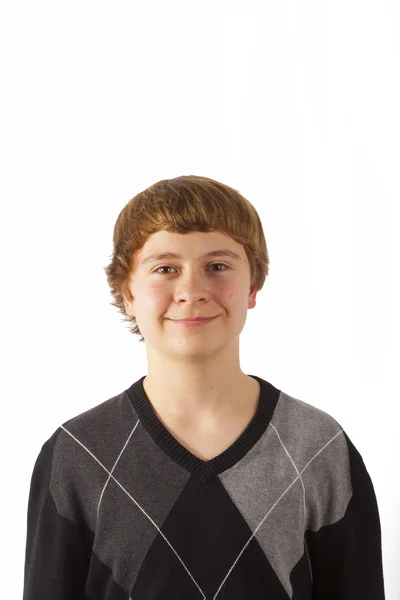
left=140, top=249, right=242, bottom=265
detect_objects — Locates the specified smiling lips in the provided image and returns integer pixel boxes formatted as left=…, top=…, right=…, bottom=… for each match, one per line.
left=171, top=316, right=216, bottom=321
left=169, top=316, right=217, bottom=327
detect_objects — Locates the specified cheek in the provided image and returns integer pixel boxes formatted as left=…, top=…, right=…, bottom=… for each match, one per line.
left=225, top=284, right=251, bottom=311
left=145, top=285, right=170, bottom=306
left=218, top=283, right=240, bottom=304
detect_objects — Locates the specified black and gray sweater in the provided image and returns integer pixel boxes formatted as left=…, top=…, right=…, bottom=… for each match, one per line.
left=23, top=374, right=386, bottom=599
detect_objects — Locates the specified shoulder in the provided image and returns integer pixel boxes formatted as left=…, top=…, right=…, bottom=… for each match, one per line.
left=271, top=388, right=372, bottom=480
left=50, top=389, right=138, bottom=469
left=38, top=388, right=138, bottom=486
left=61, top=389, right=135, bottom=443
left=35, top=389, right=138, bottom=529
left=270, top=389, right=349, bottom=476
left=272, top=389, right=344, bottom=442
left=270, top=391, right=353, bottom=527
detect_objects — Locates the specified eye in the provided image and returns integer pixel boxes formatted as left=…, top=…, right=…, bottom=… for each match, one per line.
left=154, top=262, right=230, bottom=275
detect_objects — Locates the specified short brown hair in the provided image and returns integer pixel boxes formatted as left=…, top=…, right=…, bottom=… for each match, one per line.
left=103, top=175, right=270, bottom=341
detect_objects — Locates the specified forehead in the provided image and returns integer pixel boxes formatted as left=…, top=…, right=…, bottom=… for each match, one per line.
left=136, top=230, right=246, bottom=262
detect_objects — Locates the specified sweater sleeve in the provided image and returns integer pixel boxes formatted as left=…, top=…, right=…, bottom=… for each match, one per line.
left=305, top=430, right=386, bottom=600
left=22, top=432, right=94, bottom=600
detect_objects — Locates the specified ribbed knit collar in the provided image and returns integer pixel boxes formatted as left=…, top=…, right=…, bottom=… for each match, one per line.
left=125, top=374, right=280, bottom=484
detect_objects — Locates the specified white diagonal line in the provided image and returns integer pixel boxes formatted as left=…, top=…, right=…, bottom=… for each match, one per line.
left=270, top=423, right=307, bottom=521
left=269, top=423, right=313, bottom=583
left=60, top=425, right=206, bottom=600
left=97, top=421, right=140, bottom=518
left=213, top=428, right=344, bottom=599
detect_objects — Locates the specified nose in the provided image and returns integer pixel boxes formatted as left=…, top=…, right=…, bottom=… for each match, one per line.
left=173, top=269, right=212, bottom=302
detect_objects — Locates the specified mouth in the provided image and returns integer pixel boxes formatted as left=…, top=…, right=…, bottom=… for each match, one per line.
left=168, top=316, right=218, bottom=327
left=171, top=316, right=217, bottom=322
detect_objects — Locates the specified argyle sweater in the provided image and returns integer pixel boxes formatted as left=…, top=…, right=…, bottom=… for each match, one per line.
left=23, top=374, right=386, bottom=599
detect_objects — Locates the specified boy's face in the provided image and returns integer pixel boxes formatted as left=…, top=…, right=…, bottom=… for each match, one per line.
left=123, top=230, right=258, bottom=358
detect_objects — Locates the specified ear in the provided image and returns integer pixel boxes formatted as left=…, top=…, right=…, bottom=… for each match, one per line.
left=122, top=294, right=134, bottom=317
left=248, top=280, right=258, bottom=309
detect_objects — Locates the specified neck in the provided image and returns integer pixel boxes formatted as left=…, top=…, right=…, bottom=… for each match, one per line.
left=142, top=370, right=255, bottom=421
left=142, top=336, right=258, bottom=419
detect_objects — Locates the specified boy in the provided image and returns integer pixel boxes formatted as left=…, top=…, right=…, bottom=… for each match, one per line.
left=23, top=175, right=386, bottom=599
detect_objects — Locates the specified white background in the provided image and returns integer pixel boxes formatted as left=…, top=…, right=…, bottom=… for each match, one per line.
left=1, top=1, right=399, bottom=598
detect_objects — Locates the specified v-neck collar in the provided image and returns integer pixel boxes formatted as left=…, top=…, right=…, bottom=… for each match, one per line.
left=125, top=374, right=281, bottom=484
